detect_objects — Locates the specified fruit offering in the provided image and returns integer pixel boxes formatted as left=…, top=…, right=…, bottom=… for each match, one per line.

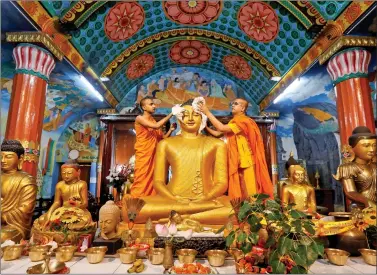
left=170, top=262, right=213, bottom=274
left=236, top=258, right=272, bottom=274
left=127, top=259, right=145, bottom=273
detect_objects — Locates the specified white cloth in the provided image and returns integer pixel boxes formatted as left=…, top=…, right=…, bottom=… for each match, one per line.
left=172, top=97, right=207, bottom=134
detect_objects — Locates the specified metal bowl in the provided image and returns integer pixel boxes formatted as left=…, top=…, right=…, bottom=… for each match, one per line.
left=26, top=259, right=66, bottom=274
left=85, top=247, right=108, bottom=264
left=147, top=248, right=165, bottom=265
left=324, top=248, right=350, bottom=266
left=29, top=245, right=52, bottom=262
left=176, top=249, right=197, bottom=264
left=55, top=246, right=77, bottom=262
left=358, top=249, right=376, bottom=266
left=227, top=248, right=244, bottom=262
left=3, top=244, right=25, bottom=261
left=205, top=250, right=228, bottom=267
left=117, top=247, right=138, bottom=264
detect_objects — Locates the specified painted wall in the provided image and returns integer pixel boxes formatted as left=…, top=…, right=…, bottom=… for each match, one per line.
left=266, top=53, right=376, bottom=207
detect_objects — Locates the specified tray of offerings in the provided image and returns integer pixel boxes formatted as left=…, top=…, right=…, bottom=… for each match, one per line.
left=168, top=262, right=218, bottom=274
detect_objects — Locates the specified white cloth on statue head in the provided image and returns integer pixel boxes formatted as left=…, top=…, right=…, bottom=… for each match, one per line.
left=174, top=97, right=207, bottom=134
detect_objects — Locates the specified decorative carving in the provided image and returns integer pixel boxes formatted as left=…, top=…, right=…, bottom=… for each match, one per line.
left=223, top=55, right=252, bottom=80
left=97, top=109, right=117, bottom=115
left=126, top=54, right=155, bottom=80
left=169, top=40, right=211, bottom=65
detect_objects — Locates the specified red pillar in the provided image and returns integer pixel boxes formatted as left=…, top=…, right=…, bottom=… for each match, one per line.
left=5, top=44, right=56, bottom=177
left=327, top=48, right=375, bottom=145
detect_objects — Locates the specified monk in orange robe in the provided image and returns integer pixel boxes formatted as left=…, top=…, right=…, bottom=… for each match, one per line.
left=131, top=96, right=176, bottom=197
left=200, top=98, right=273, bottom=199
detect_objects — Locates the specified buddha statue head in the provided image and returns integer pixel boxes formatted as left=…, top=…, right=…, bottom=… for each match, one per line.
left=285, top=152, right=298, bottom=178
left=177, top=99, right=207, bottom=135
left=1, top=139, right=25, bottom=173
left=348, top=126, right=376, bottom=163
left=99, top=200, right=121, bottom=239
left=288, top=165, right=305, bottom=185
left=169, top=210, right=183, bottom=224
left=61, top=160, right=81, bottom=183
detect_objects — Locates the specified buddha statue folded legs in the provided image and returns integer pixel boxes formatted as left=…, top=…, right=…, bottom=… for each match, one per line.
left=32, top=160, right=96, bottom=243
left=122, top=100, right=233, bottom=225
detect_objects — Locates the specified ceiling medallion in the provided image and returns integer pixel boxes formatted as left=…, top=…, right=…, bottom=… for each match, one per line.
left=238, top=2, right=279, bottom=43
left=163, top=0, right=222, bottom=25
left=223, top=55, right=252, bottom=80
left=169, top=40, right=211, bottom=65
left=126, top=54, right=155, bottom=80
left=105, top=2, right=145, bottom=42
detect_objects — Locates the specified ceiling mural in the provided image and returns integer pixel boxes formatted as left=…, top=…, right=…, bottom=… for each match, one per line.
left=35, top=0, right=355, bottom=111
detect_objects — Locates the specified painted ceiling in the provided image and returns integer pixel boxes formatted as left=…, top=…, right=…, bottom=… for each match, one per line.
left=36, top=0, right=351, bottom=111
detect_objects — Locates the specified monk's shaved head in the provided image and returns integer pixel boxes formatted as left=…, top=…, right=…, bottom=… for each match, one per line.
left=235, top=98, right=248, bottom=112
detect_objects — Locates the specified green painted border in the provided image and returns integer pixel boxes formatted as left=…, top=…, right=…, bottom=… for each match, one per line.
left=278, top=1, right=312, bottom=30
left=15, top=68, right=49, bottom=82
left=75, top=1, right=108, bottom=28
left=333, top=72, right=368, bottom=85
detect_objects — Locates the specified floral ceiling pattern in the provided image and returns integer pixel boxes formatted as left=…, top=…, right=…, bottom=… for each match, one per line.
left=37, top=0, right=353, bottom=109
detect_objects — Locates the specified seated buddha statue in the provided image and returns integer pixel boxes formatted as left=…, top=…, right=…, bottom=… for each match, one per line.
left=281, top=165, right=317, bottom=214
left=333, top=126, right=376, bottom=208
left=99, top=201, right=121, bottom=240
left=32, top=160, right=96, bottom=238
left=277, top=152, right=299, bottom=198
left=124, top=100, right=233, bottom=225
left=1, top=140, right=37, bottom=243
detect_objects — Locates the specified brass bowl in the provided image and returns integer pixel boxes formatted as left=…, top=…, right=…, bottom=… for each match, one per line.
left=29, top=245, right=52, bottom=262
left=85, top=247, right=108, bottom=264
left=147, top=248, right=165, bottom=265
left=26, top=260, right=66, bottom=274
left=324, top=248, right=350, bottom=266
left=117, top=247, right=138, bottom=264
left=176, top=249, right=197, bottom=264
left=205, top=250, right=228, bottom=267
left=358, top=249, right=376, bottom=266
left=55, top=246, right=77, bottom=262
left=227, top=248, right=244, bottom=262
left=3, top=244, right=25, bottom=261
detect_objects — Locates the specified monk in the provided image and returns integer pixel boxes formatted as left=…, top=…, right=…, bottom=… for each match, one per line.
left=130, top=96, right=176, bottom=197
left=200, top=98, right=273, bottom=199
left=1, top=139, right=37, bottom=242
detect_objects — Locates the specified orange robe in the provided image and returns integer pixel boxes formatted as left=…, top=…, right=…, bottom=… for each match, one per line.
left=131, top=117, right=163, bottom=197
left=226, top=114, right=273, bottom=199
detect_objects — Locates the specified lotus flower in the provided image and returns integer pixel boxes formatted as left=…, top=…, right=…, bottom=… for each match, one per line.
left=155, top=224, right=169, bottom=237
left=181, top=229, right=193, bottom=240
left=168, top=223, right=177, bottom=236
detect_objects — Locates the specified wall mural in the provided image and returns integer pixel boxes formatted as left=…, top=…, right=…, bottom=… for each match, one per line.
left=117, top=66, right=259, bottom=115
left=266, top=55, right=377, bottom=208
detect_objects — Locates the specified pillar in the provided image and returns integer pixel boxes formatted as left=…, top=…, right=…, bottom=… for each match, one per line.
left=96, top=122, right=106, bottom=200
left=327, top=47, right=375, bottom=145
left=5, top=43, right=55, bottom=177
left=89, top=162, right=97, bottom=196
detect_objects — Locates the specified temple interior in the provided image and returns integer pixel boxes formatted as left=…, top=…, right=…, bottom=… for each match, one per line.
left=1, top=1, right=376, bottom=274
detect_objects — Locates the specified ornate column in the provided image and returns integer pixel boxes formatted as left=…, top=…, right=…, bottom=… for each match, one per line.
left=5, top=43, right=56, bottom=177
left=327, top=47, right=375, bottom=145
left=96, top=122, right=106, bottom=199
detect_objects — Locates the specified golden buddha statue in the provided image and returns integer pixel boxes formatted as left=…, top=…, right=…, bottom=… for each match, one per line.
left=281, top=165, right=317, bottom=213
left=164, top=210, right=217, bottom=233
left=124, top=100, right=233, bottom=225
left=1, top=140, right=37, bottom=243
left=99, top=201, right=121, bottom=240
left=32, top=160, right=96, bottom=241
left=277, top=152, right=298, bottom=198
left=334, top=126, right=376, bottom=208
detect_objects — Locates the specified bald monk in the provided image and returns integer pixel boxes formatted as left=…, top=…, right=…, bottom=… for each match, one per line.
left=130, top=96, right=176, bottom=197
left=200, top=98, right=273, bottom=199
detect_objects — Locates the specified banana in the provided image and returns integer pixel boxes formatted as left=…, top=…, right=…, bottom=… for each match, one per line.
left=127, top=266, right=136, bottom=273
left=136, top=264, right=144, bottom=273
left=134, top=259, right=143, bottom=267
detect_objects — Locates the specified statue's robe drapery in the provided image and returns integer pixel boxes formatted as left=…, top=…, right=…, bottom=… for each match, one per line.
left=226, top=114, right=273, bottom=199
left=1, top=171, right=37, bottom=239
left=131, top=117, right=163, bottom=197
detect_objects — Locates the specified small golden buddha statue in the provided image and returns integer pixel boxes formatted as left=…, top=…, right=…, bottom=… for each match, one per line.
left=163, top=210, right=217, bottom=233
left=281, top=165, right=317, bottom=214
left=99, top=201, right=121, bottom=240
left=32, top=160, right=96, bottom=239
left=277, top=152, right=298, bottom=198
left=123, top=100, right=233, bottom=225
left=1, top=140, right=37, bottom=243
left=334, top=126, right=376, bottom=208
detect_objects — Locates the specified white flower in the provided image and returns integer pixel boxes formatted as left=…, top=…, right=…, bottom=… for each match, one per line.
left=155, top=224, right=169, bottom=237
left=115, top=177, right=119, bottom=181
left=1, top=240, right=15, bottom=248
left=167, top=223, right=177, bottom=236
left=106, top=175, right=114, bottom=182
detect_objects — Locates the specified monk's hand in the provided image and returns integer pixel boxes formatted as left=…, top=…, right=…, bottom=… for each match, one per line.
left=198, top=102, right=209, bottom=115
left=170, top=123, right=177, bottom=131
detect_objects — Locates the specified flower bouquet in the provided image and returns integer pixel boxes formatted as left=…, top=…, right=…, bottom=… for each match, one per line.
left=106, top=163, right=133, bottom=202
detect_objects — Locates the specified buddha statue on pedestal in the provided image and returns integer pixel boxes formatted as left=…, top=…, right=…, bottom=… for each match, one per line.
left=123, top=100, right=233, bottom=225
left=281, top=165, right=317, bottom=214
left=1, top=140, right=37, bottom=243
left=32, top=160, right=96, bottom=243
left=277, top=152, right=299, bottom=198
left=334, top=126, right=376, bottom=208
left=99, top=201, right=121, bottom=240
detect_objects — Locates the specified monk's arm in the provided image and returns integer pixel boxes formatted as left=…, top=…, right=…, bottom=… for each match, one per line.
left=342, top=178, right=376, bottom=207
left=208, top=143, right=228, bottom=199
left=153, top=142, right=177, bottom=201
left=205, top=126, right=223, bottom=138
left=136, top=113, right=173, bottom=129
left=163, top=123, right=176, bottom=139
left=203, top=111, right=232, bottom=133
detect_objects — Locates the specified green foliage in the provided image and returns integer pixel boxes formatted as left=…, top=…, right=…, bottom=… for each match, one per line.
left=224, top=194, right=324, bottom=274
